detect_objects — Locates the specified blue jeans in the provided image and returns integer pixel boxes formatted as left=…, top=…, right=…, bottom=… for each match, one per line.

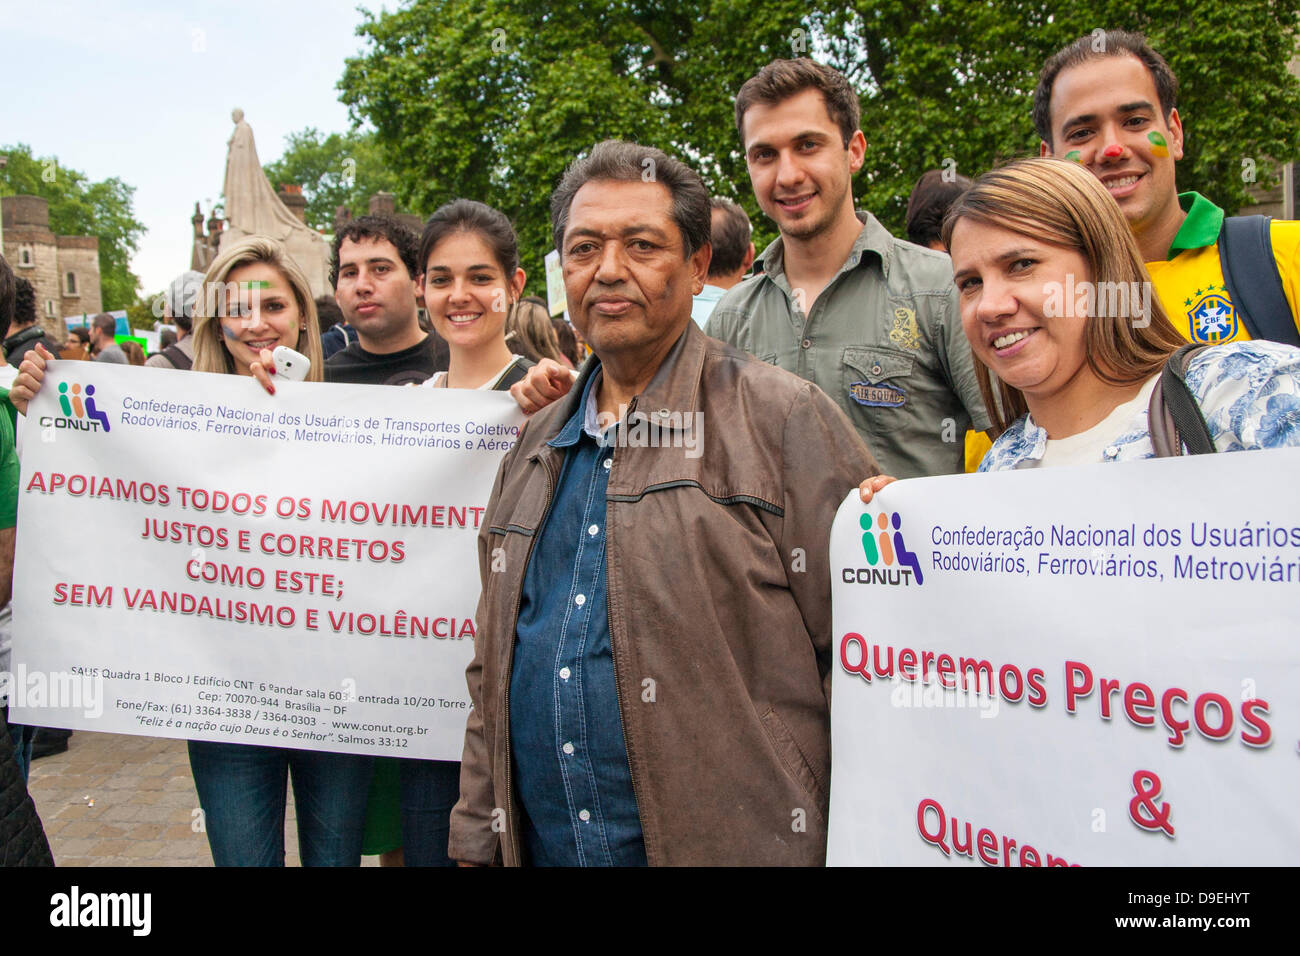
left=398, top=758, right=460, bottom=867
left=2, top=706, right=35, bottom=782
left=187, top=740, right=374, bottom=866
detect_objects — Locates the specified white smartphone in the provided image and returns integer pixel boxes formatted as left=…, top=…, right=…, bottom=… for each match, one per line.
left=272, top=345, right=311, bottom=382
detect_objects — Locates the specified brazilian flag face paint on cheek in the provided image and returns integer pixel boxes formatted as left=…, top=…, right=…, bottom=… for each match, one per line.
left=1064, top=150, right=1082, bottom=163
left=1147, top=131, right=1169, bottom=157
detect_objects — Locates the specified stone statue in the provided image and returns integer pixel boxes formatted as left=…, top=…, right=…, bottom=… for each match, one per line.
left=220, top=108, right=330, bottom=296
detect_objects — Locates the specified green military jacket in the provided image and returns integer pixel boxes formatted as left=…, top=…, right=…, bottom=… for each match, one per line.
left=706, top=212, right=989, bottom=478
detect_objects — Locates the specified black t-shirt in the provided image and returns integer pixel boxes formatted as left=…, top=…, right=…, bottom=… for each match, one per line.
left=324, top=333, right=450, bottom=386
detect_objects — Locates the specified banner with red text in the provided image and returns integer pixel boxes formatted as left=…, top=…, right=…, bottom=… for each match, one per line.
left=828, top=449, right=1300, bottom=865
left=8, top=362, right=524, bottom=759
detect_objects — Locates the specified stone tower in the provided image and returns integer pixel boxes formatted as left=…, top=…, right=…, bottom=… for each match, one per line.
left=1, top=195, right=102, bottom=336
left=190, top=202, right=224, bottom=273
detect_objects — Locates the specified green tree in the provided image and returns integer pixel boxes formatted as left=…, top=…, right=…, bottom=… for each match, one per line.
left=0, top=143, right=145, bottom=310
left=340, top=0, right=1300, bottom=273
left=125, top=291, right=165, bottom=333
left=262, top=128, right=401, bottom=232
left=816, top=0, right=1300, bottom=230
left=340, top=0, right=809, bottom=276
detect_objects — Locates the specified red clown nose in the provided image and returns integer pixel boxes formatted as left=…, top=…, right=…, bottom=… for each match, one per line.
left=1102, top=144, right=1123, bottom=158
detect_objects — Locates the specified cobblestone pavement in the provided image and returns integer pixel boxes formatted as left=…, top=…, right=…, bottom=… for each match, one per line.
left=27, top=731, right=378, bottom=867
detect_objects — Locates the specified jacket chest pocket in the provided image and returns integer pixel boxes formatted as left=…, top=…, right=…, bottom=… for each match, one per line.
left=841, top=346, right=915, bottom=433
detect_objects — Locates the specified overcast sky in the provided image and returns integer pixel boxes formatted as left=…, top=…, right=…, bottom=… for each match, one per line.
left=3, top=0, right=394, bottom=297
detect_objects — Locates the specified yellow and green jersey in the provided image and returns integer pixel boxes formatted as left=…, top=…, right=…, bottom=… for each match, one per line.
left=1146, top=192, right=1300, bottom=344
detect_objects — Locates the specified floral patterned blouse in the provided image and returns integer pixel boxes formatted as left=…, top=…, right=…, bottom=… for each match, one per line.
left=978, top=341, right=1300, bottom=471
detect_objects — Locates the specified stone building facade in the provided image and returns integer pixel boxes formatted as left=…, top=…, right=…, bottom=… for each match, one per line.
left=334, top=191, right=423, bottom=236
left=1, top=195, right=102, bottom=337
left=1239, top=162, right=1298, bottom=220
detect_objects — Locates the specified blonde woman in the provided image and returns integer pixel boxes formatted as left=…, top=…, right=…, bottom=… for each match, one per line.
left=11, top=236, right=324, bottom=401
left=191, top=235, right=324, bottom=388
left=10, top=237, right=369, bottom=867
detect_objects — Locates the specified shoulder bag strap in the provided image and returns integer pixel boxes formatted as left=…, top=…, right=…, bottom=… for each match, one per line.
left=492, top=357, right=535, bottom=392
left=161, top=343, right=193, bottom=370
left=1147, top=343, right=1216, bottom=456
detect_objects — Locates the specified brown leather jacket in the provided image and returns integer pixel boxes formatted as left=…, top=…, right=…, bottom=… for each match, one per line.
left=448, top=322, right=879, bottom=866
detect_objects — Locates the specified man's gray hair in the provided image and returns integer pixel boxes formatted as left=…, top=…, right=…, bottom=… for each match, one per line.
left=550, top=140, right=711, bottom=260
left=166, top=270, right=205, bottom=331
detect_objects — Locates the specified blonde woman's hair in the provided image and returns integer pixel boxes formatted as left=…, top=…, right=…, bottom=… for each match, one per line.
left=505, top=300, right=565, bottom=365
left=192, top=235, right=324, bottom=381
left=942, top=158, right=1186, bottom=435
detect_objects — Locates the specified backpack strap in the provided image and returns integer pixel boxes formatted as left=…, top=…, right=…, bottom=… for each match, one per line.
left=160, top=343, right=193, bottom=370
left=1218, top=216, right=1300, bottom=347
left=1147, top=343, right=1216, bottom=457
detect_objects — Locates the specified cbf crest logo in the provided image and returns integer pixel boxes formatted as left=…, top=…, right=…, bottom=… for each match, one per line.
left=841, top=510, right=924, bottom=586
left=1186, top=285, right=1238, bottom=344
left=39, top=381, right=111, bottom=434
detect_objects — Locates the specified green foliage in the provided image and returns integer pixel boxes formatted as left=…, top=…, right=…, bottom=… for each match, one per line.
left=262, top=128, right=400, bottom=232
left=0, top=143, right=145, bottom=310
left=124, top=292, right=163, bottom=333
left=340, top=0, right=1300, bottom=271
left=340, top=0, right=809, bottom=277
left=821, top=0, right=1300, bottom=229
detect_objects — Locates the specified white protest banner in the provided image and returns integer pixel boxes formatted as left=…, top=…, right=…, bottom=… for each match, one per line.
left=828, top=449, right=1300, bottom=866
left=8, top=362, right=525, bottom=760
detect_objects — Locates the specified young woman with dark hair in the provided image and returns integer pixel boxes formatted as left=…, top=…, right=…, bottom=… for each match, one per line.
left=417, top=199, right=533, bottom=391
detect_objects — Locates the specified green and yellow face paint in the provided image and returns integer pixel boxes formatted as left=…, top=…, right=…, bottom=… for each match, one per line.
left=1147, top=131, right=1169, bottom=157
left=1064, top=150, right=1082, bottom=163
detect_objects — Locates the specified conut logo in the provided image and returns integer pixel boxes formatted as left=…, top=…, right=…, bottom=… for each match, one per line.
left=39, top=382, right=111, bottom=433
left=842, top=510, right=924, bottom=587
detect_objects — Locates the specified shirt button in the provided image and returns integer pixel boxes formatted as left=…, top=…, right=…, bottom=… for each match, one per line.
left=574, top=594, right=586, bottom=607
left=801, top=338, right=811, bottom=349
left=602, top=458, right=612, bottom=470
left=578, top=809, right=591, bottom=822
left=871, top=363, right=882, bottom=375
left=588, top=524, right=599, bottom=536
left=1105, top=445, right=1119, bottom=458
left=559, top=666, right=571, bottom=680
left=562, top=742, right=575, bottom=755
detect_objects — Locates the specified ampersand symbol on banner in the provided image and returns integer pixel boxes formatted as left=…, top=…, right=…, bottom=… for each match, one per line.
left=1128, top=769, right=1175, bottom=837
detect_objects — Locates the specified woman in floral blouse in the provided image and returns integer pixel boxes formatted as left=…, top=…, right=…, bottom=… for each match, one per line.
left=858, top=157, right=1300, bottom=502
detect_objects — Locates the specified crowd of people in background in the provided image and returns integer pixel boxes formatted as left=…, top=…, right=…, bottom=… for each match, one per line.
left=2, top=28, right=1299, bottom=868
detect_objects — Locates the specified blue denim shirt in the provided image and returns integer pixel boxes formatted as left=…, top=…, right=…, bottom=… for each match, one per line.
left=509, top=367, right=647, bottom=866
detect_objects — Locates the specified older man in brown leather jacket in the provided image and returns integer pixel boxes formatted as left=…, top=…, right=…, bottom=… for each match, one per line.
left=449, top=141, right=879, bottom=866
